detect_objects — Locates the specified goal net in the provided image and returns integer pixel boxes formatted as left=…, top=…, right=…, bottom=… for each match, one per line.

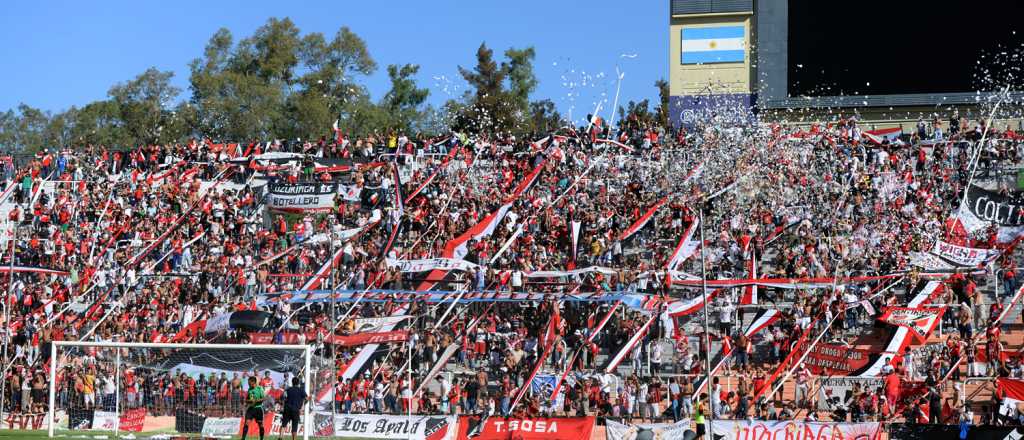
left=47, top=341, right=313, bottom=439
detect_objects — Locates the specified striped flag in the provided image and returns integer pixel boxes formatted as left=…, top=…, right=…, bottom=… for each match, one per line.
left=550, top=301, right=620, bottom=400
left=604, top=313, right=657, bottom=373
left=618, top=197, right=668, bottom=242
left=862, top=127, right=903, bottom=145
left=666, top=219, right=700, bottom=272
left=681, top=26, right=745, bottom=64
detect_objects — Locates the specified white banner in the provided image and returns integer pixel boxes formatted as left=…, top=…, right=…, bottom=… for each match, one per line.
left=267, top=412, right=306, bottom=436
left=521, top=266, right=618, bottom=278
left=816, top=377, right=884, bottom=411
left=331, top=413, right=456, bottom=440
left=907, top=251, right=954, bottom=271
left=385, top=257, right=479, bottom=273
left=91, top=411, right=118, bottom=431
left=931, top=240, right=999, bottom=267
left=711, top=420, right=881, bottom=440
left=267, top=182, right=337, bottom=213
left=202, top=417, right=242, bottom=436
left=605, top=419, right=692, bottom=440
left=1, top=411, right=56, bottom=430
left=337, top=225, right=367, bottom=242
left=352, top=315, right=412, bottom=332
left=203, top=312, right=232, bottom=334
left=338, top=184, right=361, bottom=202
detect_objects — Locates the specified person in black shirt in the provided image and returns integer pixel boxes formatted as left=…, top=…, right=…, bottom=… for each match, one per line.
left=280, top=377, right=307, bottom=440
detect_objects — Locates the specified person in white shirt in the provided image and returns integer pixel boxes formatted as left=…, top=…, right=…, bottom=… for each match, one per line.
left=710, top=377, right=722, bottom=419
left=102, top=374, right=116, bottom=409
left=719, top=300, right=735, bottom=337
left=651, top=341, right=664, bottom=376
left=638, top=380, right=649, bottom=420
left=373, top=381, right=385, bottom=413
left=904, top=348, right=916, bottom=381
left=631, top=341, right=644, bottom=377
left=795, top=363, right=811, bottom=409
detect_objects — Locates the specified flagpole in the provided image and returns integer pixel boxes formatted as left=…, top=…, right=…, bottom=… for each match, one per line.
left=407, top=312, right=413, bottom=440
left=698, top=208, right=713, bottom=440
left=330, top=231, right=338, bottom=431
left=0, top=218, right=12, bottom=422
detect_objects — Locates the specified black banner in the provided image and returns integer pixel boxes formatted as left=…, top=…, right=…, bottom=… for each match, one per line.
left=175, top=408, right=206, bottom=433
left=267, top=182, right=337, bottom=212
left=889, top=424, right=1024, bottom=440
left=229, top=310, right=277, bottom=331
left=966, top=185, right=1024, bottom=227
left=68, top=408, right=93, bottom=430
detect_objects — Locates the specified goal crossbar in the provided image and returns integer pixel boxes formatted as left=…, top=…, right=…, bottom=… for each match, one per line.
left=47, top=341, right=313, bottom=439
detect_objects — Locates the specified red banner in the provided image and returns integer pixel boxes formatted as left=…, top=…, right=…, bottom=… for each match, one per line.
left=804, top=343, right=879, bottom=375
left=999, top=378, right=1024, bottom=401
left=120, top=408, right=146, bottom=432
left=326, top=330, right=409, bottom=346
left=878, top=306, right=946, bottom=342
left=249, top=330, right=409, bottom=346
left=1, top=412, right=47, bottom=430
left=456, top=416, right=594, bottom=440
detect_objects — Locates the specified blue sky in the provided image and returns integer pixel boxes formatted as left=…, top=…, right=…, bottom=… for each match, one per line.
left=0, top=1, right=666, bottom=125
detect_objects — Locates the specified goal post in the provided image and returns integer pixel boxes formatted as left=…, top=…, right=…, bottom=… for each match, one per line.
left=48, top=341, right=313, bottom=440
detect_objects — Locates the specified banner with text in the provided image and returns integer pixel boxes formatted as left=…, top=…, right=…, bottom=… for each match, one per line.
left=456, top=416, right=594, bottom=440
left=119, top=408, right=145, bottom=432
left=353, top=315, right=413, bottom=332
left=931, top=240, right=1000, bottom=267
left=957, top=185, right=1024, bottom=242
left=605, top=419, right=692, bottom=440
left=711, top=420, right=881, bottom=440
left=817, top=377, right=885, bottom=411
left=329, top=413, right=456, bottom=440
left=267, top=182, right=337, bottom=213
left=878, top=307, right=946, bottom=342
left=804, top=343, right=880, bottom=375
left=385, top=257, right=479, bottom=273
left=201, top=417, right=242, bottom=437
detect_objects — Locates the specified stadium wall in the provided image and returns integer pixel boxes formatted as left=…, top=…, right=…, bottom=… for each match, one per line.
left=668, top=1, right=755, bottom=126
left=668, top=0, right=1020, bottom=129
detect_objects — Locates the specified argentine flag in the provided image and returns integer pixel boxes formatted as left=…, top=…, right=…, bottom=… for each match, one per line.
left=681, top=26, right=745, bottom=64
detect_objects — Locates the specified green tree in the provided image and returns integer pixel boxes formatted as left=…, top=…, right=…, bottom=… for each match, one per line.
left=381, top=64, right=429, bottom=132
left=70, top=100, right=132, bottom=147
left=189, top=18, right=329, bottom=141
left=45, top=107, right=77, bottom=148
left=293, top=26, right=377, bottom=139
left=455, top=42, right=512, bottom=133
left=0, top=104, right=52, bottom=151
left=503, top=47, right=537, bottom=110
left=0, top=109, right=18, bottom=150
left=655, top=79, right=670, bottom=128
left=108, top=67, right=182, bottom=145
left=527, top=99, right=563, bottom=133
left=617, top=99, right=654, bottom=131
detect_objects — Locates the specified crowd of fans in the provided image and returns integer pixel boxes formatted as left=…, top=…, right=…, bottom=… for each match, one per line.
left=1, top=111, right=1024, bottom=433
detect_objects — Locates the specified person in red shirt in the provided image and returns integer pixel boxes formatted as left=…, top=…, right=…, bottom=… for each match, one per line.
left=259, top=371, right=273, bottom=389
left=335, top=379, right=347, bottom=413
left=449, top=379, right=461, bottom=415
left=884, top=370, right=901, bottom=409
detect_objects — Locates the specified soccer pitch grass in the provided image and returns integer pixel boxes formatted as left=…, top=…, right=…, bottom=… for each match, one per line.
left=0, top=431, right=49, bottom=439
